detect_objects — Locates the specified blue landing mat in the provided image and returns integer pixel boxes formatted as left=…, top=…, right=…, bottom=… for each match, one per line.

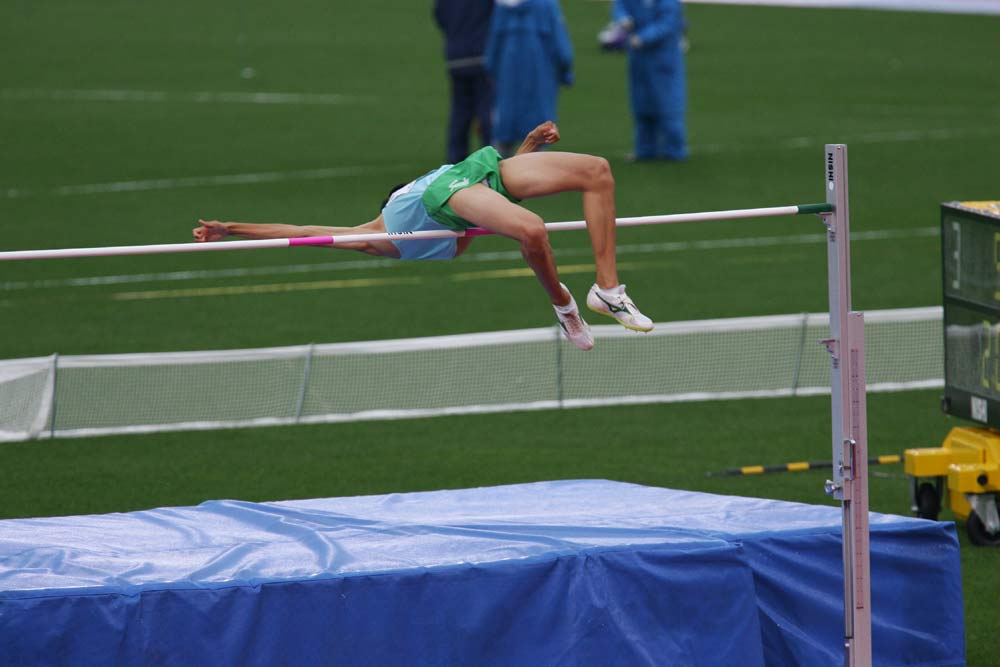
left=0, top=480, right=964, bottom=666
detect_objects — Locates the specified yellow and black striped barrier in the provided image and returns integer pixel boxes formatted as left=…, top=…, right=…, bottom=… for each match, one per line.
left=707, top=455, right=901, bottom=477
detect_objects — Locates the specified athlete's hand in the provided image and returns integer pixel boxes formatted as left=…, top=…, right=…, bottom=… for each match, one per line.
left=528, top=121, right=560, bottom=145
left=194, top=220, right=229, bottom=242
left=515, top=121, right=561, bottom=156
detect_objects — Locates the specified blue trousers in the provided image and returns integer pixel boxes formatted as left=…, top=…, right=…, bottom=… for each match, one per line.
left=634, top=113, right=687, bottom=161
left=447, top=72, right=492, bottom=164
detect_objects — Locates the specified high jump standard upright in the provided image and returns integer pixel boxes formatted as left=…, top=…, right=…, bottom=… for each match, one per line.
left=823, top=143, right=872, bottom=667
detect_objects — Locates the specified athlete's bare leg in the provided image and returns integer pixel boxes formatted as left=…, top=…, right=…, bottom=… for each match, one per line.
left=498, top=152, right=618, bottom=289
left=447, top=184, right=570, bottom=306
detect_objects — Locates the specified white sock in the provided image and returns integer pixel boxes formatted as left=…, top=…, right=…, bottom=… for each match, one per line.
left=554, top=284, right=577, bottom=314
left=554, top=298, right=577, bottom=315
left=595, top=283, right=625, bottom=297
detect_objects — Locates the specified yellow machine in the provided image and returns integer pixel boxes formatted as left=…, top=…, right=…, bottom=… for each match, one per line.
left=905, top=426, right=1000, bottom=546
left=912, top=201, right=1000, bottom=546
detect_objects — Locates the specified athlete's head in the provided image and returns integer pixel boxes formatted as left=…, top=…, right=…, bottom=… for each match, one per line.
left=380, top=183, right=408, bottom=212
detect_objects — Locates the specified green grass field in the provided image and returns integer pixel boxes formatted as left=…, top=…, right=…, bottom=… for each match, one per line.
left=1, top=1, right=999, bottom=663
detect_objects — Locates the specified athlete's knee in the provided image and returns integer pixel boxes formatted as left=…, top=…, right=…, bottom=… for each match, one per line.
left=517, top=215, right=550, bottom=249
left=584, top=155, right=614, bottom=190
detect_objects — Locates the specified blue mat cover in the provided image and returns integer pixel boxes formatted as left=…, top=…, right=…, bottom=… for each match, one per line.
left=0, top=480, right=964, bottom=666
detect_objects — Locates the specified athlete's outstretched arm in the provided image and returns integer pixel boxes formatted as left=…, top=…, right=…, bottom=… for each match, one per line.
left=514, top=121, right=561, bottom=156
left=192, top=218, right=400, bottom=257
left=194, top=220, right=340, bottom=242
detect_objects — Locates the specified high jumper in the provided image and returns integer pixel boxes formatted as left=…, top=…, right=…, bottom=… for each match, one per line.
left=193, top=122, right=653, bottom=350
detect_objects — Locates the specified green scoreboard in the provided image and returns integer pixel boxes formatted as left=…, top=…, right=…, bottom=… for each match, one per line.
left=941, top=201, right=1000, bottom=427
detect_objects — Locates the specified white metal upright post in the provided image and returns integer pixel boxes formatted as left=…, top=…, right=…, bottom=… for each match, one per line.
left=822, top=144, right=873, bottom=667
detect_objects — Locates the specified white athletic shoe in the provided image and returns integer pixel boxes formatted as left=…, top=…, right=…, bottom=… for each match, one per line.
left=554, top=284, right=594, bottom=351
left=586, top=284, right=654, bottom=332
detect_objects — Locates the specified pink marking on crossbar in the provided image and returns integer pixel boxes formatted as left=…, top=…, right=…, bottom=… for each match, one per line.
left=288, top=236, right=335, bottom=247
left=465, top=228, right=493, bottom=237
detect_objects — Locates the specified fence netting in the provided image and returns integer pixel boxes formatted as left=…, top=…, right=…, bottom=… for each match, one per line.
left=0, top=307, right=942, bottom=441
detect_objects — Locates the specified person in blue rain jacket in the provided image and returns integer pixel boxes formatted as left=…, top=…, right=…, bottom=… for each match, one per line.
left=434, top=0, right=495, bottom=164
left=486, top=0, right=574, bottom=156
left=611, top=0, right=688, bottom=161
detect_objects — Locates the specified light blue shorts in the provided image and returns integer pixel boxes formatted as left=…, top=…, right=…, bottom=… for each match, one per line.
left=381, top=165, right=457, bottom=261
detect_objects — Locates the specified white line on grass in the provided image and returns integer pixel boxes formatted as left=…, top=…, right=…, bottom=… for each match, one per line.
left=110, top=262, right=650, bottom=301
left=0, top=258, right=399, bottom=291
left=848, top=103, right=1000, bottom=118
left=0, top=227, right=938, bottom=292
left=3, top=126, right=995, bottom=200
left=681, top=0, right=1000, bottom=16
left=2, top=164, right=408, bottom=199
left=0, top=89, right=373, bottom=106
left=695, top=126, right=1000, bottom=156
left=113, top=276, right=424, bottom=300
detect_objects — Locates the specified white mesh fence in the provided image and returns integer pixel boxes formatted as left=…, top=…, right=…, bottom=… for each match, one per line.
left=0, top=307, right=942, bottom=442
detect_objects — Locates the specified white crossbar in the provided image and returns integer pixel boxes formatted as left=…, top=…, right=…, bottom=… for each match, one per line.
left=0, top=204, right=831, bottom=261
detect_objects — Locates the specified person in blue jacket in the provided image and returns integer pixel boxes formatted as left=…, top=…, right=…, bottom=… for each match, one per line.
left=609, top=0, right=688, bottom=161
left=486, top=0, right=574, bottom=157
left=434, top=0, right=495, bottom=164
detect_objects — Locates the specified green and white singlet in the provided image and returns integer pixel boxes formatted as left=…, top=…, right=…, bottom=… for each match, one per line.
left=381, top=146, right=519, bottom=260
